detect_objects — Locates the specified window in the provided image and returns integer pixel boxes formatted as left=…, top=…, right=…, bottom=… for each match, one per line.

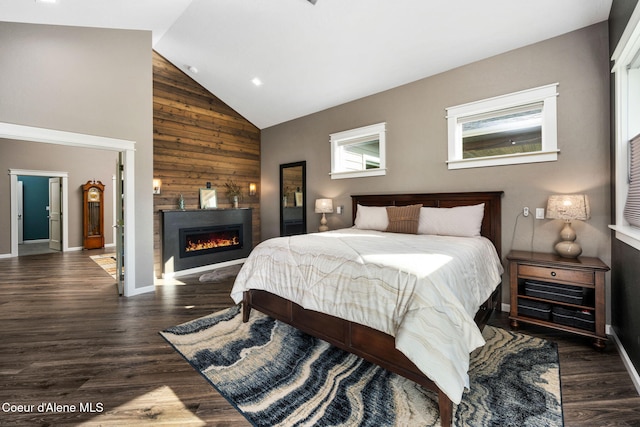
left=330, top=122, right=386, bottom=179
left=624, top=134, right=640, bottom=227
left=611, top=2, right=640, bottom=251
left=446, top=84, right=559, bottom=169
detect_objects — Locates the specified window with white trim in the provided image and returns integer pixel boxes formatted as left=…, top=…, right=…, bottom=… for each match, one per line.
left=611, top=2, right=640, bottom=251
left=330, top=122, right=386, bottom=179
left=446, top=83, right=559, bottom=169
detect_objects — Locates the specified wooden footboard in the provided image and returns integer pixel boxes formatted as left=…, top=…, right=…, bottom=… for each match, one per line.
left=242, top=286, right=501, bottom=426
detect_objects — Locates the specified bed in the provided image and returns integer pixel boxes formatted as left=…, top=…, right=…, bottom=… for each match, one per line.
left=230, top=191, right=504, bottom=426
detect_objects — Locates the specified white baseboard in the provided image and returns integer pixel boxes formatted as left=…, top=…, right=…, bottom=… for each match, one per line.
left=609, top=327, right=640, bottom=395
left=161, top=258, right=246, bottom=279
left=0, top=253, right=12, bottom=259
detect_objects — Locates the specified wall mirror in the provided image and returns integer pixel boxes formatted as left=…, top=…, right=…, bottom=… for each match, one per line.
left=280, top=161, right=306, bottom=236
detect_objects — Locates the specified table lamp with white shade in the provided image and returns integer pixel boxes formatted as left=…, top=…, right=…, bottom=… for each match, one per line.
left=315, top=198, right=334, bottom=232
left=546, top=194, right=590, bottom=258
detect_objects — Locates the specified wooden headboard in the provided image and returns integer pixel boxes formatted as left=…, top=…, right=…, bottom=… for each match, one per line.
left=351, top=191, right=504, bottom=257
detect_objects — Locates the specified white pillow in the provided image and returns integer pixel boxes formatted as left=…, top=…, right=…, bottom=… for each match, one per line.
left=354, top=204, right=389, bottom=231
left=418, top=203, right=485, bottom=237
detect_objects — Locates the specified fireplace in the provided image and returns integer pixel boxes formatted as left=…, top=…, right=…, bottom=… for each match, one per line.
left=161, top=208, right=252, bottom=276
left=180, top=224, right=243, bottom=258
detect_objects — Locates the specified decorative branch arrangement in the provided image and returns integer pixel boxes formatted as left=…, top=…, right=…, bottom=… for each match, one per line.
left=224, top=180, right=243, bottom=206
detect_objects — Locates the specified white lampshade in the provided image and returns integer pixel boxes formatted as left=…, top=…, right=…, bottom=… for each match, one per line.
left=315, top=198, right=334, bottom=213
left=315, top=198, right=333, bottom=232
left=546, top=194, right=590, bottom=258
left=546, top=194, right=590, bottom=221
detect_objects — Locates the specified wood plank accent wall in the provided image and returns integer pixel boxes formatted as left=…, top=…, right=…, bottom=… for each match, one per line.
left=152, top=51, right=261, bottom=276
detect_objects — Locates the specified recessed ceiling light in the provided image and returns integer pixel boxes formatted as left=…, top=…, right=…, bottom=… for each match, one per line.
left=35, top=0, right=57, bottom=4
left=251, top=77, right=263, bottom=87
left=187, top=65, right=198, bottom=74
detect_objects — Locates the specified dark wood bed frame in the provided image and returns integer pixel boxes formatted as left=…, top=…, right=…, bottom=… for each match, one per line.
left=242, top=191, right=503, bottom=426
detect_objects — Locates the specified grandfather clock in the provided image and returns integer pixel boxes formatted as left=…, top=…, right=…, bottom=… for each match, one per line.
left=82, top=180, right=105, bottom=249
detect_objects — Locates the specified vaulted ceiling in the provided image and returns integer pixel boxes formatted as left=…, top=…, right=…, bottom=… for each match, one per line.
left=2, top=0, right=613, bottom=129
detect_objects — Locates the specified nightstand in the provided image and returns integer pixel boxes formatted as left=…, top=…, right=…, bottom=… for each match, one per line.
left=507, top=250, right=610, bottom=349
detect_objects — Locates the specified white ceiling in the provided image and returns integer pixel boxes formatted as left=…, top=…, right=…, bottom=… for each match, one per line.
left=2, top=0, right=612, bottom=129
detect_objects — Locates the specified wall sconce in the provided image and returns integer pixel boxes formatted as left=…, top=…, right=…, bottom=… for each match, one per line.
left=153, top=179, right=162, bottom=195
left=249, top=182, right=257, bottom=196
left=315, top=198, right=334, bottom=232
left=546, top=194, right=590, bottom=258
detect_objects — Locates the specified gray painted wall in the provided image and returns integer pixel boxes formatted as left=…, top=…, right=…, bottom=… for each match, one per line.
left=0, top=22, right=153, bottom=291
left=1, top=140, right=118, bottom=247
left=261, top=23, right=611, bottom=306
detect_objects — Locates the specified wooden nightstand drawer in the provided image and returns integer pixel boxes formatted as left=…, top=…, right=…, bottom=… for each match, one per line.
left=519, top=264, right=593, bottom=285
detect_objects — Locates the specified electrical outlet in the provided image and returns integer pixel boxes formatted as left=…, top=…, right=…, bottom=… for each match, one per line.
left=523, top=207, right=529, bottom=217
left=536, top=208, right=545, bottom=219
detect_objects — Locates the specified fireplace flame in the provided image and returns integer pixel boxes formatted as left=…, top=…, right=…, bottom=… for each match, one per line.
left=185, top=235, right=240, bottom=252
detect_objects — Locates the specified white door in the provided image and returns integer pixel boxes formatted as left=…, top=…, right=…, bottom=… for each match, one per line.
left=17, top=181, right=24, bottom=244
left=49, top=177, right=62, bottom=251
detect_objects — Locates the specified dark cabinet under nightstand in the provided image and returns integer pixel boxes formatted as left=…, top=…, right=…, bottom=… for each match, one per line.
left=507, top=250, right=610, bottom=349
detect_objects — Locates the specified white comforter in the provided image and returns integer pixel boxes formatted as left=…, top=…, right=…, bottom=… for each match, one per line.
left=230, top=228, right=503, bottom=404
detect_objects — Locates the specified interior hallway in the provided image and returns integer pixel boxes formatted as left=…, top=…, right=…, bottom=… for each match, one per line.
left=18, top=241, right=59, bottom=256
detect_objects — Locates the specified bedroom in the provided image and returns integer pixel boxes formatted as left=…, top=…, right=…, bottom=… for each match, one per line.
left=1, top=0, right=639, bottom=425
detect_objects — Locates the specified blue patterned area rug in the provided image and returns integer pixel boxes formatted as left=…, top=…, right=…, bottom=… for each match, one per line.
left=160, top=306, right=563, bottom=426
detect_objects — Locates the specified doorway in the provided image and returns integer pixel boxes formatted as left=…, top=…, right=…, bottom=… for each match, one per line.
left=1, top=122, right=138, bottom=297
left=10, top=169, right=68, bottom=256
left=15, top=172, right=66, bottom=256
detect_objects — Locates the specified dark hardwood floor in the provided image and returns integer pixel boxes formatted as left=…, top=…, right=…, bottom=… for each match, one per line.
left=0, top=250, right=638, bottom=426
